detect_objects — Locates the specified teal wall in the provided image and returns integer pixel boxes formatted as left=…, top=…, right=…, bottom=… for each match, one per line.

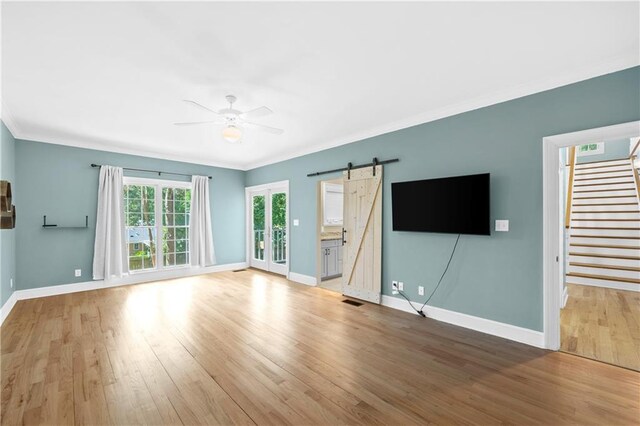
left=576, top=138, right=630, bottom=163
left=246, top=66, right=640, bottom=331
left=15, top=140, right=246, bottom=290
left=0, top=123, right=17, bottom=306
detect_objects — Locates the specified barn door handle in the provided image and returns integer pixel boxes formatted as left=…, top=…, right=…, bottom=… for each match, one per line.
left=342, top=228, right=347, bottom=246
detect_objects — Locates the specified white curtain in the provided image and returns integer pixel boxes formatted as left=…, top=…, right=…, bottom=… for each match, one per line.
left=190, top=175, right=216, bottom=267
left=92, top=166, right=127, bottom=280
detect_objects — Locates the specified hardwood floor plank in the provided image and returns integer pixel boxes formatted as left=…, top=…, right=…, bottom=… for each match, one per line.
left=2, top=270, right=639, bottom=425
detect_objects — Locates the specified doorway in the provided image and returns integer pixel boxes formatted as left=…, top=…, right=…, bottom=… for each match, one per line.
left=316, top=177, right=345, bottom=293
left=246, top=181, right=289, bottom=276
left=543, top=121, right=640, bottom=369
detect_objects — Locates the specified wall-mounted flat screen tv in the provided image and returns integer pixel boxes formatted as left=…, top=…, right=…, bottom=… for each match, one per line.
left=392, top=173, right=490, bottom=235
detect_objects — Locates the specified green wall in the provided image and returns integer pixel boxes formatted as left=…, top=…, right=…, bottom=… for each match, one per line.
left=246, top=66, right=640, bottom=331
left=15, top=140, right=246, bottom=290
left=0, top=123, right=17, bottom=306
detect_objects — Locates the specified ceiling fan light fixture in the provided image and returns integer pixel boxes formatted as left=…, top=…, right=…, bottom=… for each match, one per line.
left=222, top=125, right=242, bottom=143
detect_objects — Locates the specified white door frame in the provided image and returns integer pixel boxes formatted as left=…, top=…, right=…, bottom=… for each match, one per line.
left=542, top=120, right=639, bottom=350
left=245, top=180, right=290, bottom=276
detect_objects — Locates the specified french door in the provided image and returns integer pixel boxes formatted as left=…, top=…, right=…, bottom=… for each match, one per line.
left=248, top=183, right=288, bottom=275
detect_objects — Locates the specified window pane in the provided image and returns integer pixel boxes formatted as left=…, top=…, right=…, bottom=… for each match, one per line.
left=164, top=253, right=176, bottom=267
left=175, top=227, right=186, bottom=240
left=176, top=240, right=187, bottom=253
left=175, top=188, right=185, bottom=202
left=128, top=185, right=141, bottom=199
left=127, top=213, right=142, bottom=226
left=129, top=257, right=142, bottom=271
left=176, top=253, right=187, bottom=266
left=142, top=186, right=155, bottom=200
left=163, top=227, right=175, bottom=240
left=163, top=214, right=174, bottom=226
left=175, top=214, right=186, bottom=226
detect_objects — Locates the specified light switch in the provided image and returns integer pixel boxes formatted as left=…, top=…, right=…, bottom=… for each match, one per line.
left=75, top=269, right=82, bottom=277
left=495, top=220, right=509, bottom=232
left=293, top=219, right=299, bottom=226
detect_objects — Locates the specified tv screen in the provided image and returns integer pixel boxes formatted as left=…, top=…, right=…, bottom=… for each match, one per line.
left=392, top=173, right=490, bottom=235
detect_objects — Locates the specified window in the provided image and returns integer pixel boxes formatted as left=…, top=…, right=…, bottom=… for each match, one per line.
left=123, top=178, right=191, bottom=272
left=576, top=142, right=604, bottom=157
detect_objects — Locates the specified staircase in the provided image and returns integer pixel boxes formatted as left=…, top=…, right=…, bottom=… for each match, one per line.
left=566, top=157, right=640, bottom=291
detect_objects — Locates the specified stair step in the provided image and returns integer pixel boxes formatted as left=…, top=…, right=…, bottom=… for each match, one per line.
left=569, top=252, right=640, bottom=260
left=575, top=164, right=631, bottom=172
left=570, top=234, right=640, bottom=240
left=575, top=158, right=631, bottom=167
left=572, top=210, right=640, bottom=214
left=570, top=243, right=640, bottom=249
left=574, top=169, right=632, bottom=177
left=569, top=262, right=640, bottom=272
left=571, top=226, right=640, bottom=230
left=573, top=202, right=638, bottom=206
left=574, top=174, right=632, bottom=181
left=574, top=181, right=635, bottom=187
left=573, top=195, right=636, bottom=200
left=565, top=272, right=640, bottom=284
left=571, top=218, right=639, bottom=221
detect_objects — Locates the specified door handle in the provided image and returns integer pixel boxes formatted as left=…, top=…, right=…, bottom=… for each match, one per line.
left=342, top=228, right=347, bottom=246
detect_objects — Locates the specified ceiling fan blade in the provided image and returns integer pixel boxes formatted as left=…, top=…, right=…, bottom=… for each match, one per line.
left=244, top=121, right=284, bottom=135
left=182, top=100, right=222, bottom=116
left=240, top=106, right=273, bottom=119
left=174, top=120, right=222, bottom=126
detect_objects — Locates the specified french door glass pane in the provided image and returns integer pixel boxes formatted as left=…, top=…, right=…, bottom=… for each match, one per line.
left=253, top=195, right=265, bottom=261
left=162, top=186, right=191, bottom=267
left=271, top=192, right=287, bottom=265
left=124, top=184, right=157, bottom=271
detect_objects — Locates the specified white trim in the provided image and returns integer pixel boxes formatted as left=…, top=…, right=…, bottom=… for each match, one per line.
left=245, top=181, right=290, bottom=276
left=381, top=295, right=545, bottom=349
left=0, top=262, right=247, bottom=325
left=542, top=121, right=640, bottom=350
left=244, top=54, right=638, bottom=170
left=0, top=102, right=22, bottom=137
left=562, top=286, right=569, bottom=309
left=0, top=291, right=18, bottom=326
left=288, top=272, right=317, bottom=286
left=123, top=176, right=192, bottom=187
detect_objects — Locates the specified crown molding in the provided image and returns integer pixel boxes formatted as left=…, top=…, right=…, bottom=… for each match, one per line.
left=243, top=53, right=640, bottom=171
left=10, top=128, right=245, bottom=171
left=0, top=102, right=22, bottom=138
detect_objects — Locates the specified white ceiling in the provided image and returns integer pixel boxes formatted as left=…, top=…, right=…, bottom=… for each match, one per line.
left=2, top=2, right=638, bottom=170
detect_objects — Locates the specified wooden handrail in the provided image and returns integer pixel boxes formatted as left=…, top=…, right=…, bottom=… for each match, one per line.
left=630, top=138, right=640, bottom=158
left=631, top=155, right=640, bottom=206
left=565, top=146, right=576, bottom=229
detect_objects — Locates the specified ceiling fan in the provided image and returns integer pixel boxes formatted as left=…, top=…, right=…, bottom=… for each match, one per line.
left=174, top=95, right=284, bottom=143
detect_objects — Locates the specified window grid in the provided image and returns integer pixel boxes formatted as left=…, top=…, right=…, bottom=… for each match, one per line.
left=123, top=181, right=192, bottom=273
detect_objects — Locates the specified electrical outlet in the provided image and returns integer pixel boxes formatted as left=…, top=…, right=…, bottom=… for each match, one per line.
left=418, top=286, right=424, bottom=296
left=293, top=219, right=300, bottom=226
left=10, top=278, right=13, bottom=289
left=398, top=281, right=404, bottom=291
left=495, top=220, right=509, bottom=232
left=392, top=281, right=398, bottom=294
left=75, top=269, right=82, bottom=277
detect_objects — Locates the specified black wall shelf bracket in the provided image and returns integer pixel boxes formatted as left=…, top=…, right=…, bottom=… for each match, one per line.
left=43, top=215, right=89, bottom=229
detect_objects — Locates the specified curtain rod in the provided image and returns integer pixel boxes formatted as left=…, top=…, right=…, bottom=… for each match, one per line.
left=90, top=164, right=212, bottom=179
left=306, top=158, right=399, bottom=177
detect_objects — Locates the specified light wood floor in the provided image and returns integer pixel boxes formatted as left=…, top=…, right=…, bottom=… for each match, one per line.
left=561, top=283, right=640, bottom=371
left=318, top=276, right=342, bottom=293
left=2, top=270, right=639, bottom=425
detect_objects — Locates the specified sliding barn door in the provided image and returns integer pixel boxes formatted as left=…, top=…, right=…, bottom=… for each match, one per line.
left=342, top=165, right=382, bottom=303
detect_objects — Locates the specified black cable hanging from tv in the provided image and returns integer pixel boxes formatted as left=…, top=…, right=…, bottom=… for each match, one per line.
left=306, top=157, right=399, bottom=177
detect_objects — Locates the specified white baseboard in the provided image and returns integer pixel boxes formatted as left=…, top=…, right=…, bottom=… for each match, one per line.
left=288, top=272, right=317, bottom=286
left=562, top=285, right=569, bottom=308
left=0, top=262, right=247, bottom=326
left=0, top=291, right=18, bottom=326
left=381, top=295, right=546, bottom=349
